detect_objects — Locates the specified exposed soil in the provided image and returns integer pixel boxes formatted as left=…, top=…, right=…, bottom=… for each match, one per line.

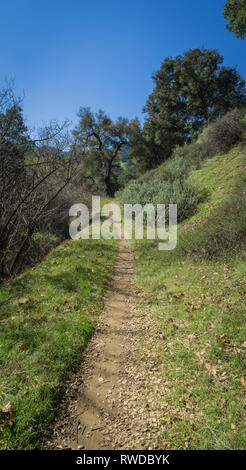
left=47, top=212, right=167, bottom=450
left=47, top=230, right=144, bottom=449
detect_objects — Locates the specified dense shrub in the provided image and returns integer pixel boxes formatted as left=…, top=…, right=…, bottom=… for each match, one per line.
left=170, top=142, right=205, bottom=171
left=117, top=143, right=205, bottom=222
left=199, top=107, right=246, bottom=158
left=118, top=107, right=246, bottom=228
left=119, top=177, right=202, bottom=222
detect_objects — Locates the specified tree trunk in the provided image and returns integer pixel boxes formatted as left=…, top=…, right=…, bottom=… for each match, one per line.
left=105, top=161, right=114, bottom=197
left=105, top=176, right=113, bottom=197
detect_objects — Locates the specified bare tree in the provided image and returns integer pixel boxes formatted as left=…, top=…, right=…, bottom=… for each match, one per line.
left=0, top=85, right=81, bottom=278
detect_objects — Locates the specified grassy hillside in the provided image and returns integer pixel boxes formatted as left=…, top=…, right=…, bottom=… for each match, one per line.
left=131, top=139, right=246, bottom=449
left=187, top=146, right=246, bottom=223
left=0, top=237, right=117, bottom=449
left=1, top=110, right=245, bottom=450
left=116, top=109, right=246, bottom=449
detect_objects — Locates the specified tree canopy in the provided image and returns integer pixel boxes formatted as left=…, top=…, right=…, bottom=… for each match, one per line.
left=131, top=48, right=246, bottom=171
left=73, top=108, right=139, bottom=196
left=223, top=0, right=246, bottom=39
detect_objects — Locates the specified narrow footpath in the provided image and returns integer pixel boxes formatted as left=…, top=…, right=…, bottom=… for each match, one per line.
left=48, top=215, right=166, bottom=450
left=48, top=234, right=144, bottom=449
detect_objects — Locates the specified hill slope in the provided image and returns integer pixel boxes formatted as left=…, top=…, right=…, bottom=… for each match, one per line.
left=130, top=141, right=246, bottom=449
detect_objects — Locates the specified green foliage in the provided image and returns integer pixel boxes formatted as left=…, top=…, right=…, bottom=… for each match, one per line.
left=119, top=107, right=246, bottom=245
left=130, top=119, right=182, bottom=172
left=224, top=0, right=246, bottom=39
left=200, top=108, right=246, bottom=158
left=0, top=104, right=29, bottom=144
left=0, top=104, right=29, bottom=182
left=115, top=146, right=137, bottom=189
left=130, top=48, right=246, bottom=171
left=116, top=164, right=137, bottom=189
left=73, top=108, right=139, bottom=196
left=118, top=167, right=202, bottom=222
left=0, top=237, right=117, bottom=449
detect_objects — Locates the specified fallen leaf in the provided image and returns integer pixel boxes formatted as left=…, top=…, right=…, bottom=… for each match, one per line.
left=240, top=377, right=246, bottom=390
left=216, top=334, right=230, bottom=344
left=188, top=333, right=196, bottom=341
left=219, top=398, right=226, bottom=409
left=205, top=363, right=218, bottom=377
left=195, top=351, right=205, bottom=365
left=1, top=402, right=12, bottom=414
left=18, top=298, right=31, bottom=305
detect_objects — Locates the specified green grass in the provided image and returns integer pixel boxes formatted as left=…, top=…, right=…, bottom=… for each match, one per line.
left=0, top=237, right=117, bottom=449
left=186, top=145, right=246, bottom=223
left=132, top=144, right=246, bottom=449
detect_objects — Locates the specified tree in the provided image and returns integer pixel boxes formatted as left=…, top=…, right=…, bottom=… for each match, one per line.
left=223, top=0, right=246, bottom=39
left=0, top=85, right=79, bottom=278
left=133, top=48, right=246, bottom=170
left=73, top=108, right=139, bottom=196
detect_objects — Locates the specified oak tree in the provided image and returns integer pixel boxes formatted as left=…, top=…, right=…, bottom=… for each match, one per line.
left=131, top=48, right=246, bottom=170
left=224, top=0, right=246, bottom=39
left=74, top=108, right=139, bottom=196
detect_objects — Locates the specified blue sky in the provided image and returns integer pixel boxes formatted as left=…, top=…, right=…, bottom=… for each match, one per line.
left=1, top=0, right=245, bottom=128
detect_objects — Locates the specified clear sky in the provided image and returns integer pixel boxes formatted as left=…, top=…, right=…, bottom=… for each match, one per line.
left=1, top=0, right=245, bottom=128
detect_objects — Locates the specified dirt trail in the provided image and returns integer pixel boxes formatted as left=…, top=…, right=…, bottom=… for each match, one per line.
left=48, top=204, right=166, bottom=450
left=48, top=220, right=143, bottom=449
left=74, top=236, right=135, bottom=449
